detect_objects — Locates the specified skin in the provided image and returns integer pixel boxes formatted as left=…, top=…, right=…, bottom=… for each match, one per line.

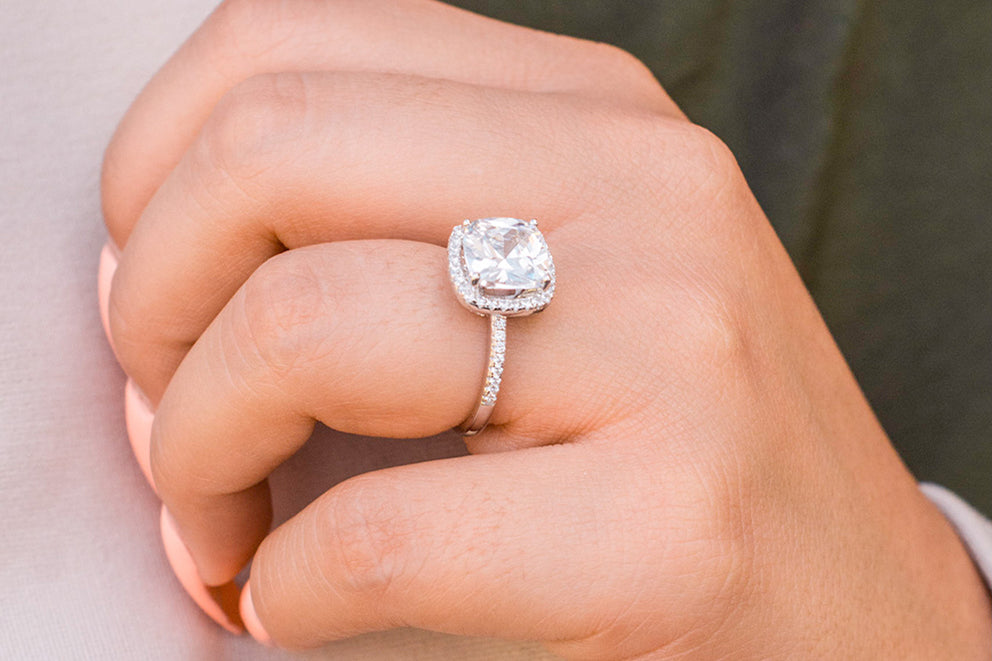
left=99, top=1, right=991, bottom=658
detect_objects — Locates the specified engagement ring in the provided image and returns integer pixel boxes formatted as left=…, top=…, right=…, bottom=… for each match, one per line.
left=447, top=217, right=556, bottom=436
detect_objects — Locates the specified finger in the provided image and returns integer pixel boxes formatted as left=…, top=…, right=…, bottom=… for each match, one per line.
left=99, top=244, right=152, bottom=487
left=160, top=504, right=243, bottom=634
left=248, top=449, right=600, bottom=647
left=102, top=0, right=680, bottom=245
left=103, top=246, right=243, bottom=630
left=100, top=244, right=156, bottom=490
left=149, top=238, right=597, bottom=585
left=97, top=243, right=119, bottom=357
left=109, top=71, right=692, bottom=402
left=100, top=243, right=155, bottom=488
left=124, top=379, right=156, bottom=492
left=240, top=445, right=701, bottom=660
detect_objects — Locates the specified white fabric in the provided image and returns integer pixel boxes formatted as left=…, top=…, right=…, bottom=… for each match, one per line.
left=921, top=483, right=992, bottom=595
left=0, top=1, right=552, bottom=658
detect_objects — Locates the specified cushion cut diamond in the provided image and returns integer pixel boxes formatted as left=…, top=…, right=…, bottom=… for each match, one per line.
left=461, top=217, right=553, bottom=299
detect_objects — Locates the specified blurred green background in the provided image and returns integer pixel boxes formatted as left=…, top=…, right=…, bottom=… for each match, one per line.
left=449, top=1, right=992, bottom=515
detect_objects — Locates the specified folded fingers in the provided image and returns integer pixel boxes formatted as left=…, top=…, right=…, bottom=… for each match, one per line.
left=103, top=0, right=679, bottom=247
left=96, top=0, right=695, bottom=644
left=239, top=442, right=725, bottom=661
left=108, top=72, right=676, bottom=403
left=99, top=61, right=697, bottom=637
left=244, top=446, right=619, bottom=649
left=151, top=238, right=598, bottom=585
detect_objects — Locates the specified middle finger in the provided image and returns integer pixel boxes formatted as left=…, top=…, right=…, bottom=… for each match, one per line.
left=110, top=71, right=687, bottom=402
left=151, top=237, right=599, bottom=584
left=102, top=0, right=680, bottom=245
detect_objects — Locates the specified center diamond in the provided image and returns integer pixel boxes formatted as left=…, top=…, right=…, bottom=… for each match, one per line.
left=461, top=217, right=553, bottom=298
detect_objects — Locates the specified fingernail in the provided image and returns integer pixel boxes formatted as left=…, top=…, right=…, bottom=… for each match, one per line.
left=160, top=506, right=244, bottom=634
left=240, top=582, right=273, bottom=647
left=97, top=243, right=119, bottom=357
left=125, top=379, right=157, bottom=493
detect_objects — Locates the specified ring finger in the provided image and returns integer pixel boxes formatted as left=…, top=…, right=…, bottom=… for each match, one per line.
left=151, top=237, right=605, bottom=586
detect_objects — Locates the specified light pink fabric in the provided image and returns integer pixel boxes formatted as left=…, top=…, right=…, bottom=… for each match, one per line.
left=0, top=1, right=553, bottom=658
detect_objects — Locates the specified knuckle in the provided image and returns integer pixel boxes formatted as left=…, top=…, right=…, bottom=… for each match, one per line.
left=207, top=0, right=255, bottom=44
left=106, top=286, right=139, bottom=365
left=106, top=280, right=174, bottom=386
left=147, top=410, right=185, bottom=499
left=316, top=476, right=417, bottom=598
left=674, top=289, right=753, bottom=374
left=196, top=72, right=310, bottom=187
left=204, top=0, right=289, bottom=63
left=238, top=250, right=330, bottom=379
left=100, top=143, right=133, bottom=241
left=205, top=0, right=378, bottom=68
left=579, top=41, right=667, bottom=109
left=591, top=42, right=659, bottom=85
left=700, top=459, right=759, bottom=608
left=598, top=119, right=748, bottom=223
left=661, top=454, right=758, bottom=626
left=623, top=121, right=751, bottom=235
left=676, top=123, right=746, bottom=198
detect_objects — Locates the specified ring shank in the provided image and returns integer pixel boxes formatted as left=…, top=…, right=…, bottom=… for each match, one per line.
left=456, top=313, right=506, bottom=436
left=457, top=402, right=496, bottom=437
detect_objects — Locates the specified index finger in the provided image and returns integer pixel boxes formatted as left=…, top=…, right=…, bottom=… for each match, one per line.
left=102, top=0, right=681, bottom=246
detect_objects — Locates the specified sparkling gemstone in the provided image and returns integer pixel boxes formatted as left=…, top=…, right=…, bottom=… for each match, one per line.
left=461, top=217, right=553, bottom=298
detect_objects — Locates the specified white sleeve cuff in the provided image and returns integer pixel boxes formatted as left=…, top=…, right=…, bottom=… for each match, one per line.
left=920, top=482, right=992, bottom=592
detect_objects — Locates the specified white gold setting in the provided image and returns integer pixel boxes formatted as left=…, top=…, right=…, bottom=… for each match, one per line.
left=449, top=217, right=555, bottom=436
left=448, top=218, right=556, bottom=317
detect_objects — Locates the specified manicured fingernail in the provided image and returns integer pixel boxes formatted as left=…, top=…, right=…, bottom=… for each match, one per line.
left=240, top=582, right=273, bottom=647
left=97, top=243, right=119, bottom=357
left=160, top=506, right=244, bottom=634
left=124, top=379, right=156, bottom=493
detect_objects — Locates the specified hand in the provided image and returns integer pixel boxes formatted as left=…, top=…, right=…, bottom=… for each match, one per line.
left=98, top=1, right=991, bottom=657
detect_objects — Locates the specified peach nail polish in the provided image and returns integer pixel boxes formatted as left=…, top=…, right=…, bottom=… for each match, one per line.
left=97, top=243, right=119, bottom=357
left=160, top=506, right=244, bottom=634
left=125, top=379, right=156, bottom=493
left=240, top=583, right=273, bottom=647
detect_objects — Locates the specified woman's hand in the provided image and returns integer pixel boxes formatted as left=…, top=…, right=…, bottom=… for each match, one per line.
left=98, top=1, right=991, bottom=658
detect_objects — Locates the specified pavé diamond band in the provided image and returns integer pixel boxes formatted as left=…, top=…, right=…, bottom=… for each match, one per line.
left=448, top=217, right=556, bottom=436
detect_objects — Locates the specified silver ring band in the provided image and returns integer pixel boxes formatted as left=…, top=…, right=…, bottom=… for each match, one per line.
left=457, top=314, right=506, bottom=436
left=448, top=217, right=555, bottom=437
